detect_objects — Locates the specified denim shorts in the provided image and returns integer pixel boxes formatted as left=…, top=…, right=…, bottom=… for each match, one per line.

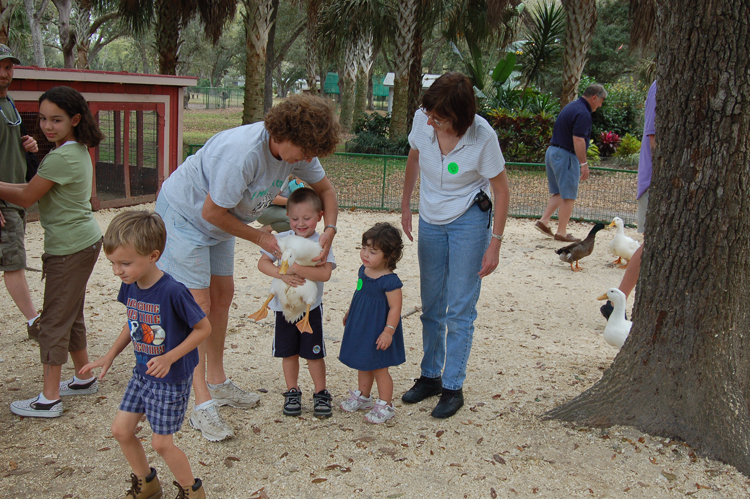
left=545, top=146, right=581, bottom=200
left=119, top=369, right=193, bottom=435
left=155, top=196, right=235, bottom=290
left=272, top=306, right=325, bottom=359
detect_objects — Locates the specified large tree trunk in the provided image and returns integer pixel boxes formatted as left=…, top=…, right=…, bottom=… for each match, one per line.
left=305, top=0, right=322, bottom=94
left=338, top=39, right=357, bottom=132
left=52, top=0, right=76, bottom=68
left=352, top=30, right=373, bottom=126
left=263, top=0, right=280, bottom=114
left=242, top=0, right=275, bottom=124
left=559, top=0, right=597, bottom=107
left=156, top=0, right=181, bottom=74
left=406, top=24, right=423, bottom=137
left=23, top=0, right=47, bottom=67
left=546, top=0, right=750, bottom=475
left=0, top=0, right=13, bottom=46
left=389, top=0, right=417, bottom=140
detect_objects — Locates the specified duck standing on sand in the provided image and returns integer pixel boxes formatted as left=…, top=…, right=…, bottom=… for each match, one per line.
left=597, top=287, right=632, bottom=348
left=555, top=223, right=606, bottom=271
left=608, top=217, right=640, bottom=268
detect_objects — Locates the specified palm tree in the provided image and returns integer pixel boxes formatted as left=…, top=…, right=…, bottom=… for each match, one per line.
left=305, top=0, right=324, bottom=94
left=559, top=0, right=597, bottom=107
left=389, top=0, right=417, bottom=140
left=519, top=2, right=566, bottom=89
left=111, top=0, right=236, bottom=75
left=242, top=0, right=275, bottom=123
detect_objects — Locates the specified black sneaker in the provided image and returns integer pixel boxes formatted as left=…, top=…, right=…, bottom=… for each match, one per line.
left=283, top=388, right=302, bottom=416
left=313, top=389, right=333, bottom=418
left=600, top=300, right=627, bottom=321
left=431, top=388, right=464, bottom=419
left=401, top=376, right=442, bottom=404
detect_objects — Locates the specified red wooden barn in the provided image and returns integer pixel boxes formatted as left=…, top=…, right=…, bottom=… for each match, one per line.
left=10, top=67, right=197, bottom=210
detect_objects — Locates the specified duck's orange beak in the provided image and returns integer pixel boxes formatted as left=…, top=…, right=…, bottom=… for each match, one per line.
left=597, top=293, right=609, bottom=300
left=279, top=260, right=289, bottom=274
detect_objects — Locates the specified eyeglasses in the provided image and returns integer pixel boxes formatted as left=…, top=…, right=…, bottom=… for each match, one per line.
left=421, top=107, right=447, bottom=127
left=0, top=98, right=21, bottom=126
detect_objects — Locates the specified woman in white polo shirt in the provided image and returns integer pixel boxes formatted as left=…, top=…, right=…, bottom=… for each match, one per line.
left=400, top=72, right=510, bottom=419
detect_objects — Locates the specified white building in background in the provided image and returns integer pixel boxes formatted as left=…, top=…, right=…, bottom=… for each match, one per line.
left=382, top=72, right=442, bottom=113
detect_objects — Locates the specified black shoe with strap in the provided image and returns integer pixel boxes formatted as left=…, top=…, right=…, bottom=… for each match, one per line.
left=313, top=389, right=333, bottom=418
left=431, top=388, right=464, bottom=419
left=282, top=387, right=302, bottom=416
left=401, top=375, right=442, bottom=404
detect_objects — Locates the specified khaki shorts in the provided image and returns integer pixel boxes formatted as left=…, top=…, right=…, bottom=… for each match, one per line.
left=637, top=190, right=649, bottom=234
left=0, top=208, right=27, bottom=272
left=39, top=240, right=102, bottom=366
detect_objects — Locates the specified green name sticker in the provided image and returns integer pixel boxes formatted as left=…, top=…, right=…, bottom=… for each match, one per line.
left=356, top=278, right=363, bottom=290
left=447, top=162, right=459, bottom=174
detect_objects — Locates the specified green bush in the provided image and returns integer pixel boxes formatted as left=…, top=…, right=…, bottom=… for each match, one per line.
left=587, top=143, right=601, bottom=165
left=579, top=76, right=648, bottom=138
left=615, top=133, right=641, bottom=157
left=487, top=108, right=555, bottom=163
left=346, top=113, right=410, bottom=156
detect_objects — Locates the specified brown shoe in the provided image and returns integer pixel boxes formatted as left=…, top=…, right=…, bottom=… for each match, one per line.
left=534, top=221, right=553, bottom=237
left=27, top=316, right=41, bottom=342
left=174, top=478, right=205, bottom=499
left=121, top=468, right=162, bottom=499
left=554, top=233, right=581, bottom=243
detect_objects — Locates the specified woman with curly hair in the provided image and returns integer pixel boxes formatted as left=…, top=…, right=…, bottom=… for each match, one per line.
left=155, top=94, right=341, bottom=442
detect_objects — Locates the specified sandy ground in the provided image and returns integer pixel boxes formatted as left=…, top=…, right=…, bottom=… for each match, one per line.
left=1, top=205, right=748, bottom=499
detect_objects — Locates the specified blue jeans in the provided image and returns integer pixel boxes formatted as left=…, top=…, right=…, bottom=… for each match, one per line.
left=417, top=203, right=490, bottom=390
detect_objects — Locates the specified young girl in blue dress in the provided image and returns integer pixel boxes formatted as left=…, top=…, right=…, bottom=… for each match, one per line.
left=339, top=223, right=405, bottom=423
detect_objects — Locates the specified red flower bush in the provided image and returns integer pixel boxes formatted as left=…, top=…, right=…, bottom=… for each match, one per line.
left=597, top=131, right=622, bottom=157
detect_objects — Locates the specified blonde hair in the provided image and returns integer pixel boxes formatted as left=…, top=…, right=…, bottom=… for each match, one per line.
left=104, top=210, right=166, bottom=258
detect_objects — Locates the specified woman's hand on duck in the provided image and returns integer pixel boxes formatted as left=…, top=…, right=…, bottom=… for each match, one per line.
left=258, top=231, right=281, bottom=256
left=478, top=243, right=500, bottom=278
left=313, top=230, right=333, bottom=266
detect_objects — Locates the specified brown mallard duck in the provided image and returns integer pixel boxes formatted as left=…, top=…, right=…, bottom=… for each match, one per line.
left=555, top=223, right=606, bottom=271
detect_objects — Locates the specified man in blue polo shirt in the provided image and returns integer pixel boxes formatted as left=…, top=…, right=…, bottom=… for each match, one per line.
left=535, top=84, right=607, bottom=242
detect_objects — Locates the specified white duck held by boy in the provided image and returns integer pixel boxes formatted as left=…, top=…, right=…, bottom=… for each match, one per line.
left=608, top=217, right=640, bottom=268
left=248, top=234, right=322, bottom=333
left=597, top=287, right=632, bottom=349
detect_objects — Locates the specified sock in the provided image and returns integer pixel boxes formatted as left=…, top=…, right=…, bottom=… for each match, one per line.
left=195, top=400, right=216, bottom=411
left=207, top=379, right=230, bottom=390
left=28, top=314, right=40, bottom=327
left=72, top=375, right=94, bottom=385
left=37, top=392, right=59, bottom=404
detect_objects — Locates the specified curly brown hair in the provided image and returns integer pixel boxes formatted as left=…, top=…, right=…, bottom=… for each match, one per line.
left=362, top=223, right=404, bottom=271
left=264, top=95, right=341, bottom=158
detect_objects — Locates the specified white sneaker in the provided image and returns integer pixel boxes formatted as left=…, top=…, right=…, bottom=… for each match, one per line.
left=208, top=379, right=260, bottom=409
left=340, top=389, right=374, bottom=412
left=189, top=404, right=234, bottom=441
left=59, top=377, right=98, bottom=396
left=10, top=396, right=63, bottom=418
left=364, top=399, right=395, bottom=424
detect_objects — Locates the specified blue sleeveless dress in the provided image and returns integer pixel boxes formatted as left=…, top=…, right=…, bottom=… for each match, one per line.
left=338, top=266, right=406, bottom=371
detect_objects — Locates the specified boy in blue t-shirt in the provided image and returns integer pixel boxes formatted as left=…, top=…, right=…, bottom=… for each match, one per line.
left=82, top=211, right=211, bottom=499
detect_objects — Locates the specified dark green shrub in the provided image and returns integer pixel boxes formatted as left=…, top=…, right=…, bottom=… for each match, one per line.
left=346, top=112, right=410, bottom=156
left=579, top=76, right=648, bottom=138
left=487, top=109, right=555, bottom=163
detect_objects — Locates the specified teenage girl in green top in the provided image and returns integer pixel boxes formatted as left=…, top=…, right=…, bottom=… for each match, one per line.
left=0, top=86, right=104, bottom=418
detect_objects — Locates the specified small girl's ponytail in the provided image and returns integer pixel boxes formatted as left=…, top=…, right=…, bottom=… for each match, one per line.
left=38, top=86, right=105, bottom=148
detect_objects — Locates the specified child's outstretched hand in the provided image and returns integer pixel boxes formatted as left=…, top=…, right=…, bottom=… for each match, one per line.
left=146, top=355, right=173, bottom=378
left=281, top=273, right=306, bottom=287
left=376, top=330, right=393, bottom=350
left=80, top=356, right=114, bottom=380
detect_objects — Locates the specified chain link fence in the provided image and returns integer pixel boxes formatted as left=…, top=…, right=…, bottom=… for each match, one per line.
left=184, top=148, right=639, bottom=226
left=187, top=87, right=244, bottom=109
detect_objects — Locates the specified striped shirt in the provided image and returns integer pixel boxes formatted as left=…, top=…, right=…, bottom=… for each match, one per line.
left=408, top=110, right=505, bottom=225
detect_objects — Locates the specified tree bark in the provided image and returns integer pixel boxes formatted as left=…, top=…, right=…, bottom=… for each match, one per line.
left=23, top=0, right=48, bottom=67
left=263, top=0, right=279, bottom=114
left=156, top=0, right=181, bottom=75
left=352, top=29, right=373, bottom=125
left=338, top=38, right=357, bottom=132
left=305, top=0, right=322, bottom=94
left=546, top=0, right=750, bottom=475
left=52, top=0, right=76, bottom=68
left=406, top=24, right=423, bottom=137
left=559, top=0, right=597, bottom=107
left=242, top=0, right=275, bottom=124
left=389, top=0, right=416, bottom=140
left=0, top=0, right=13, bottom=46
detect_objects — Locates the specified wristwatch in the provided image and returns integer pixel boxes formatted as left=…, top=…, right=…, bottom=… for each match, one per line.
left=325, top=225, right=337, bottom=234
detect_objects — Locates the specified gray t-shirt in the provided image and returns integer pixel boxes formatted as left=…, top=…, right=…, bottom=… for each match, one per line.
left=160, top=123, right=326, bottom=241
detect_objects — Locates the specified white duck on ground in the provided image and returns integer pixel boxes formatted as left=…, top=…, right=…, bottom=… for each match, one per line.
left=248, top=234, right=322, bottom=333
left=597, top=287, right=632, bottom=349
left=608, top=217, right=640, bottom=268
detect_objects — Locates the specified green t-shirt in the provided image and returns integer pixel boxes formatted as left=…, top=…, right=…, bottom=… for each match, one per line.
left=37, top=142, right=102, bottom=255
left=0, top=96, right=27, bottom=211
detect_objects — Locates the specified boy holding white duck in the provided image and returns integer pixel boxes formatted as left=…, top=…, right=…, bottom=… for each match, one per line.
left=253, top=188, right=336, bottom=417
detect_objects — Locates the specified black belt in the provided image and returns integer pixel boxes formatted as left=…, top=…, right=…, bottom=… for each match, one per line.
left=550, top=143, right=574, bottom=154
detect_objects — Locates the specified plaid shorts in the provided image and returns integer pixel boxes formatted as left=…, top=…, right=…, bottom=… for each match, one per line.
left=119, top=369, right=193, bottom=435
